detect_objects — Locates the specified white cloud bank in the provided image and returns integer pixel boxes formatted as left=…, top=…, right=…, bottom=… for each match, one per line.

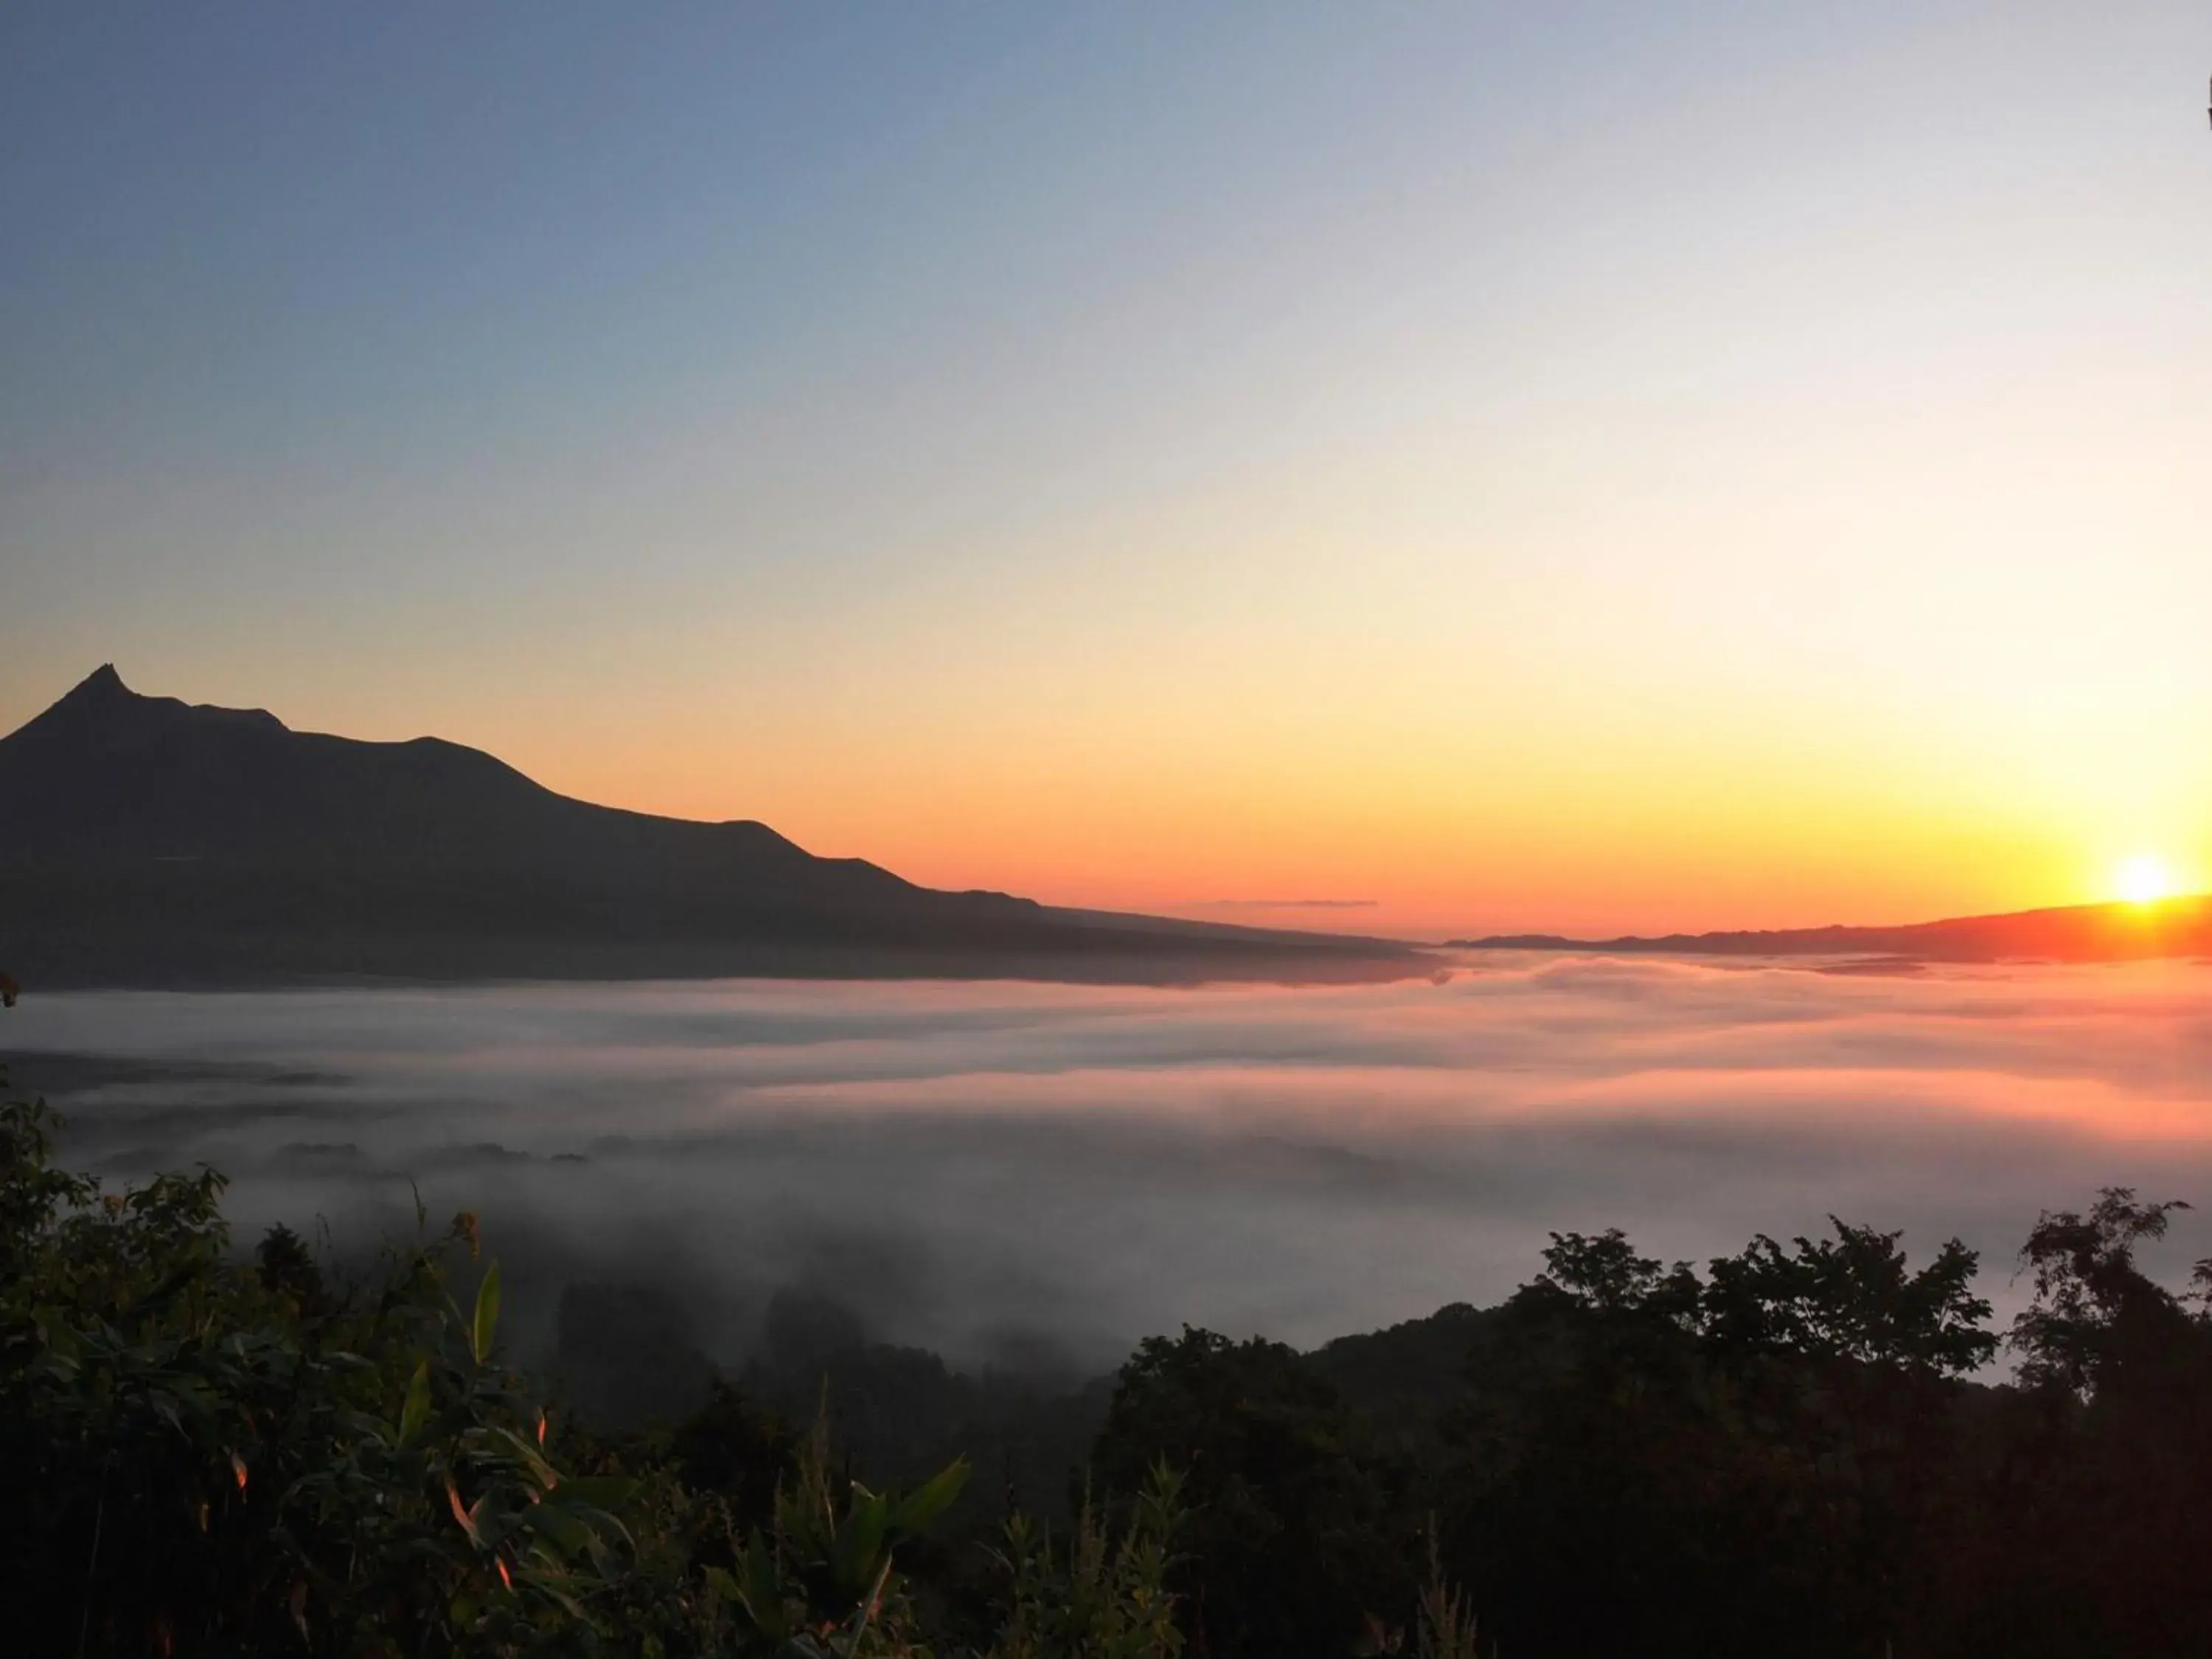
left=9, top=954, right=2212, bottom=1370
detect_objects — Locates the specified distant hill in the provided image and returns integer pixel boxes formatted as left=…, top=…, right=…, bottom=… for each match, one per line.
left=0, top=667, right=1427, bottom=989
left=1452, top=897, right=2212, bottom=966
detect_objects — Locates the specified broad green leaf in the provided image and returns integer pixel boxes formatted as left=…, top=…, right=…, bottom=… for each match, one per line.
left=519, top=1503, right=594, bottom=1556
left=530, top=1579, right=585, bottom=1619
left=733, top=1531, right=790, bottom=1639
left=888, top=1458, right=970, bottom=1537
left=484, top=1425, right=560, bottom=1489
left=471, top=1259, right=501, bottom=1364
left=546, top=1475, right=637, bottom=1511
left=832, top=1493, right=891, bottom=1593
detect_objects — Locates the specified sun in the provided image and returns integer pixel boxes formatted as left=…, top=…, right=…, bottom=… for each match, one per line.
left=2113, top=854, right=2180, bottom=906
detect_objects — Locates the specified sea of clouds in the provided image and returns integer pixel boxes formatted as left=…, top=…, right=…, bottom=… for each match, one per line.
left=8, top=954, right=2212, bottom=1374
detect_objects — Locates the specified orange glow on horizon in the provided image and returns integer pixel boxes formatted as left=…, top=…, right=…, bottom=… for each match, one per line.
left=15, top=647, right=2208, bottom=944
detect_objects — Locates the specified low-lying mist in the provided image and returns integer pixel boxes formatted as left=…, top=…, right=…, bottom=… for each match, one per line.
left=10, top=955, right=2212, bottom=1381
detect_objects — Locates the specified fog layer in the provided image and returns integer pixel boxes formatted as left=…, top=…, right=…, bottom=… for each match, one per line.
left=9, top=956, right=2212, bottom=1371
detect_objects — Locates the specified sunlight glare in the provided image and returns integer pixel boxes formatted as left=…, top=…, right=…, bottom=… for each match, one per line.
left=2113, top=854, right=2180, bottom=905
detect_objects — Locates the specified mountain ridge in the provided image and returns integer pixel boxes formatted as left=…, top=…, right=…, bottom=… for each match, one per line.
left=0, top=667, right=1426, bottom=989
left=1450, top=894, right=2212, bottom=965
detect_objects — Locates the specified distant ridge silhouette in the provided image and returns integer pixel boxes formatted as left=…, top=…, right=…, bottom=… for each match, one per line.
left=1450, top=897, right=2212, bottom=966
left=0, top=667, right=1426, bottom=989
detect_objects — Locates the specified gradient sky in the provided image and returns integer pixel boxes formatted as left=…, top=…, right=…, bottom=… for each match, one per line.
left=4, top=3, right=2209, bottom=937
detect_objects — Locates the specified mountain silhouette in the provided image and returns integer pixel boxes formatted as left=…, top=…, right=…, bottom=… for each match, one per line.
left=1451, top=897, right=2212, bottom=966
left=0, top=667, right=1425, bottom=989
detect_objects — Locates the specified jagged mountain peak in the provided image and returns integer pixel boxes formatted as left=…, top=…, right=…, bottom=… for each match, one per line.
left=0, top=666, right=1415, bottom=988
left=63, top=662, right=130, bottom=702
left=10, top=664, right=288, bottom=748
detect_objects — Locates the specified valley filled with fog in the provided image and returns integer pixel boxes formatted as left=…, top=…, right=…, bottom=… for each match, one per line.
left=10, top=954, right=2212, bottom=1377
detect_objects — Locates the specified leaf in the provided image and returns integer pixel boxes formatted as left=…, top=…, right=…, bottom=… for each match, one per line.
left=888, top=1458, right=970, bottom=1537
left=471, top=1259, right=501, bottom=1364
left=399, top=1360, right=431, bottom=1446
left=543, top=1475, right=637, bottom=1511
left=540, top=1485, right=637, bottom=1554
left=484, top=1425, right=560, bottom=1490
left=527, top=1576, right=585, bottom=1618
left=448, top=1477, right=481, bottom=1545
left=832, top=1492, right=891, bottom=1593
left=731, top=1531, right=789, bottom=1640
left=519, top=1503, right=594, bottom=1556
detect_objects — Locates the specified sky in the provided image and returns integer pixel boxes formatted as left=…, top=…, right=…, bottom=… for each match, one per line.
left=4, top=2, right=2209, bottom=937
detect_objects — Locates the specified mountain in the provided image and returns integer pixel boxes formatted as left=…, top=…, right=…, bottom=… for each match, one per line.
left=1451, top=897, right=2212, bottom=966
left=0, top=667, right=1427, bottom=989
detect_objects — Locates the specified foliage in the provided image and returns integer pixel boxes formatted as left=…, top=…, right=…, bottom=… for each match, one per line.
left=0, top=1035, right=1183, bottom=1658
left=0, top=1081, right=698, bottom=1654
left=1094, top=1329, right=1412, bottom=1658
left=1527, top=1217, right=1997, bottom=1373
left=1528, top=1226, right=1701, bottom=1322
left=709, top=1408, right=968, bottom=1656
left=15, top=989, right=2212, bottom=1658
left=1703, top=1220, right=1996, bottom=1374
left=985, top=1463, right=1183, bottom=1659
left=2008, top=1186, right=2208, bottom=1394
left=1086, top=1208, right=2212, bottom=1658
left=670, top=1377, right=799, bottom=1534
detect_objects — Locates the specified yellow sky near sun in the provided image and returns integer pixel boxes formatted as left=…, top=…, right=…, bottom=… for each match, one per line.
left=31, top=336, right=2202, bottom=944
left=427, top=376, right=2210, bottom=939
left=24, top=359, right=2207, bottom=942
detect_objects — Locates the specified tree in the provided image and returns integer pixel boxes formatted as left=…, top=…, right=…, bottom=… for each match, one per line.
left=2010, top=1186, right=2205, bottom=1395
left=1529, top=1228, right=1700, bottom=1323
left=1093, top=1328, right=1411, bottom=1659
left=1702, top=1220, right=1996, bottom=1374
